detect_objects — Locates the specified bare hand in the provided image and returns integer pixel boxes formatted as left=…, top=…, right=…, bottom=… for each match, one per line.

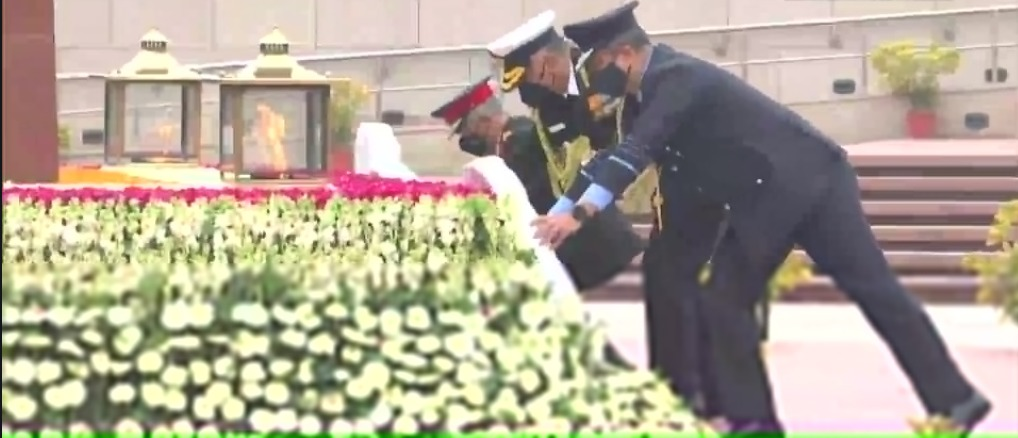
left=532, top=214, right=582, bottom=249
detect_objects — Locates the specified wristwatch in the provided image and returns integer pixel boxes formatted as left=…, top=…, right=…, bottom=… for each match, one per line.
left=571, top=204, right=592, bottom=223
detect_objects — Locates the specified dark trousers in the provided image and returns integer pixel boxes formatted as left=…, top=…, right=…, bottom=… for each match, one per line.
left=643, top=213, right=723, bottom=416
left=701, top=160, right=975, bottom=424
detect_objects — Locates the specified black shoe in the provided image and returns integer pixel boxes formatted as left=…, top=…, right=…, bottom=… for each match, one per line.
left=946, top=391, right=992, bottom=436
left=726, top=419, right=785, bottom=437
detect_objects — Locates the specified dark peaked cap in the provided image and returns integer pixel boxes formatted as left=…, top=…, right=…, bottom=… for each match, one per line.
left=563, top=1, right=643, bottom=52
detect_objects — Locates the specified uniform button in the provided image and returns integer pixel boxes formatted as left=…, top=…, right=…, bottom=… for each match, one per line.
left=670, top=165, right=678, bottom=171
left=756, top=178, right=763, bottom=184
left=675, top=151, right=682, bottom=157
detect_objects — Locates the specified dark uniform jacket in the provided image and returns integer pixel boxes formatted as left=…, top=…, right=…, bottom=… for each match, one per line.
left=584, top=44, right=847, bottom=280
left=503, top=52, right=644, bottom=290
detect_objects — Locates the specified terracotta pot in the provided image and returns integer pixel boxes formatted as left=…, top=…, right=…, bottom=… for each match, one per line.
left=328, top=147, right=354, bottom=172
left=906, top=108, right=937, bottom=139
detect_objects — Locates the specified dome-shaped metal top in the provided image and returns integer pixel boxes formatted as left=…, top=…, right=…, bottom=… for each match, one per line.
left=108, top=29, right=202, bottom=81
left=225, top=27, right=328, bottom=84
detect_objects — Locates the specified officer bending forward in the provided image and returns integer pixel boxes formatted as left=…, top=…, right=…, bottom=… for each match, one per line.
left=430, top=78, right=644, bottom=367
left=534, top=2, right=991, bottom=435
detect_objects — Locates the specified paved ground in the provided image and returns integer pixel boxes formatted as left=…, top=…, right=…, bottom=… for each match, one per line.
left=587, top=303, right=1018, bottom=434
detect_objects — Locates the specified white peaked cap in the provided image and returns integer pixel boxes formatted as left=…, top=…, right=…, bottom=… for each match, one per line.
left=486, top=10, right=557, bottom=57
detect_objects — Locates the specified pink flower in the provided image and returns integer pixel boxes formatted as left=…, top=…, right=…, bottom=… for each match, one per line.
left=2, top=174, right=491, bottom=208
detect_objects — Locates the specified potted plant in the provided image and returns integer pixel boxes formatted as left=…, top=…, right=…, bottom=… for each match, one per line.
left=870, top=40, right=960, bottom=139
left=328, top=78, right=370, bottom=172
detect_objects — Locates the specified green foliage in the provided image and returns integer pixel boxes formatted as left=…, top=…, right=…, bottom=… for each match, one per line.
left=965, top=200, right=1018, bottom=325
left=329, top=78, right=371, bottom=148
left=58, top=125, right=72, bottom=150
left=870, top=40, right=961, bottom=109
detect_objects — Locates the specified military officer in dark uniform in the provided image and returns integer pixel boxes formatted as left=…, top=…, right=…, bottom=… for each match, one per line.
left=485, top=10, right=714, bottom=412
left=429, top=77, right=643, bottom=366
left=534, top=2, right=991, bottom=435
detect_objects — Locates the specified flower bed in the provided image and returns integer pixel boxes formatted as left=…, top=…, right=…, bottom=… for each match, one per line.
left=1, top=175, right=700, bottom=434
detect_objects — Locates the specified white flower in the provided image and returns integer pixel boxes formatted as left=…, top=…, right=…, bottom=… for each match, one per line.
left=264, top=381, right=291, bottom=406
left=345, top=377, right=373, bottom=401
left=319, top=391, right=346, bottom=414
left=105, top=305, right=135, bottom=327
left=234, top=332, right=271, bottom=358
left=5, top=394, right=38, bottom=421
left=275, top=408, right=299, bottom=431
left=323, top=302, right=349, bottom=320
left=306, top=332, right=336, bottom=355
left=113, top=419, right=144, bottom=437
left=231, top=303, right=269, bottom=327
left=195, top=425, right=220, bottom=438
left=212, top=356, right=235, bottom=377
left=188, top=360, right=212, bottom=385
left=404, top=306, right=432, bottom=331
left=220, top=396, right=246, bottom=421
left=34, top=360, right=62, bottom=385
left=240, top=382, right=264, bottom=400
left=204, top=380, right=232, bottom=404
left=298, top=414, right=323, bottom=435
left=191, top=395, right=217, bottom=420
left=112, top=326, right=143, bottom=355
left=170, top=418, right=195, bottom=436
left=136, top=350, right=165, bottom=374
left=362, top=360, right=392, bottom=389
left=249, top=408, right=277, bottom=433
left=442, top=334, right=474, bottom=359
left=524, top=400, right=553, bottom=422
left=415, top=335, right=442, bottom=355
left=164, top=388, right=188, bottom=412
left=279, top=329, right=308, bottom=348
left=392, top=415, right=419, bottom=434
left=268, top=359, right=294, bottom=377
left=462, top=384, right=486, bottom=407
left=354, top=306, right=380, bottom=331
left=432, top=356, right=456, bottom=373
left=67, top=422, right=92, bottom=436
left=190, top=302, right=215, bottom=328
left=8, top=358, right=35, bottom=385
left=140, top=382, right=166, bottom=407
left=271, top=305, right=299, bottom=326
left=79, top=328, right=103, bottom=346
left=341, top=346, right=364, bottom=364
left=160, top=365, right=189, bottom=387
left=327, top=419, right=353, bottom=435
left=87, top=354, right=116, bottom=378
left=159, top=303, right=189, bottom=331
left=477, top=330, right=503, bottom=352
left=108, top=383, right=137, bottom=404
left=444, top=403, right=473, bottom=431
left=240, top=361, right=267, bottom=382
left=149, top=424, right=172, bottom=437
left=369, top=403, right=394, bottom=427
left=43, top=385, right=67, bottom=410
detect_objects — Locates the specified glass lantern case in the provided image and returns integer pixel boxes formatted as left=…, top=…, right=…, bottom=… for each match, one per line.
left=103, top=29, right=203, bottom=164
left=218, top=28, right=330, bottom=180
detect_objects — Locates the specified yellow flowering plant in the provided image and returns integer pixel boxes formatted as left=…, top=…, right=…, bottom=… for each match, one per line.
left=870, top=40, right=961, bottom=110
left=965, top=200, right=1018, bottom=324
left=330, top=78, right=371, bottom=147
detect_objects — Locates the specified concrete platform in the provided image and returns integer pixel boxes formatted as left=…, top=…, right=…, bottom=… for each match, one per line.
left=588, top=302, right=1018, bottom=434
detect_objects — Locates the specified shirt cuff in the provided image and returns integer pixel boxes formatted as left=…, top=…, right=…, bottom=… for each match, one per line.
left=547, top=197, right=576, bottom=215
left=577, top=183, right=615, bottom=210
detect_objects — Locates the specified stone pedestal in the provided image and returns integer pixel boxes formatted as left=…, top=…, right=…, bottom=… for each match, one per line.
left=2, top=0, right=58, bottom=183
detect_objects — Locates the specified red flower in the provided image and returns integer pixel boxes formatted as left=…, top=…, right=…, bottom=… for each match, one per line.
left=2, top=174, right=491, bottom=207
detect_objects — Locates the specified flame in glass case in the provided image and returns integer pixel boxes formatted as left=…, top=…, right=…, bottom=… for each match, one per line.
left=255, top=103, right=288, bottom=171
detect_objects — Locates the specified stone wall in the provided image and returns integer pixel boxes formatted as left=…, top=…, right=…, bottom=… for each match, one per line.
left=55, top=0, right=1013, bottom=72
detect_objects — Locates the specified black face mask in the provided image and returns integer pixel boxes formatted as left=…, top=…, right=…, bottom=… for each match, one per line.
left=458, top=136, right=489, bottom=157
left=586, top=63, right=630, bottom=121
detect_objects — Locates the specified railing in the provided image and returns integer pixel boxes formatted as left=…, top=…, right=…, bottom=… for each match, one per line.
left=56, top=5, right=1015, bottom=122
